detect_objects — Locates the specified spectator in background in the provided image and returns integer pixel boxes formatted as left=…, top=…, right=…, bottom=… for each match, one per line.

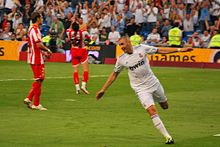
left=87, top=13, right=98, bottom=29
left=99, top=27, right=108, bottom=45
left=89, top=22, right=100, bottom=44
left=63, top=0, right=73, bottom=17
left=102, top=8, right=111, bottom=33
left=146, top=2, right=158, bottom=32
left=145, top=28, right=161, bottom=45
left=8, top=6, right=17, bottom=21
left=130, top=30, right=142, bottom=46
left=168, top=22, right=182, bottom=47
left=198, top=1, right=210, bottom=33
left=45, top=8, right=54, bottom=27
left=123, top=5, right=133, bottom=22
left=79, top=1, right=89, bottom=24
left=0, top=14, right=11, bottom=31
left=200, top=30, right=211, bottom=48
left=125, top=17, right=140, bottom=37
left=0, top=26, right=13, bottom=40
left=49, top=15, right=65, bottom=41
left=63, top=12, right=73, bottom=30
left=78, top=17, right=88, bottom=31
left=183, top=13, right=194, bottom=33
left=133, top=2, right=145, bottom=30
left=22, top=4, right=31, bottom=26
left=4, top=0, right=17, bottom=14
left=108, top=26, right=121, bottom=45
left=112, top=12, right=125, bottom=35
left=209, top=30, right=220, bottom=49
left=210, top=0, right=220, bottom=21
left=161, top=19, right=172, bottom=38
left=15, top=23, right=26, bottom=41
left=12, top=12, right=22, bottom=30
left=193, top=36, right=202, bottom=48
left=0, top=0, right=4, bottom=22
left=157, top=36, right=169, bottom=47
left=116, top=0, right=126, bottom=13
left=184, top=36, right=194, bottom=48
left=33, top=0, right=44, bottom=12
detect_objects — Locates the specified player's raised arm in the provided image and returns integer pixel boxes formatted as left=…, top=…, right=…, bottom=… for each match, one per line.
left=96, top=71, right=120, bottom=100
left=157, top=47, right=193, bottom=54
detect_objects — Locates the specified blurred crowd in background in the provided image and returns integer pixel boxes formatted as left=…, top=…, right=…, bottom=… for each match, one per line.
left=0, top=0, right=220, bottom=53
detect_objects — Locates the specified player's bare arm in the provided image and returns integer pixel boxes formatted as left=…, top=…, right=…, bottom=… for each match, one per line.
left=36, top=42, right=52, bottom=54
left=96, top=71, right=120, bottom=100
left=157, top=47, right=193, bottom=54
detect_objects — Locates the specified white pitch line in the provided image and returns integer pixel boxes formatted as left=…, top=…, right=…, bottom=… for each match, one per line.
left=0, top=75, right=108, bottom=82
left=64, top=99, right=77, bottom=102
left=213, top=134, right=220, bottom=137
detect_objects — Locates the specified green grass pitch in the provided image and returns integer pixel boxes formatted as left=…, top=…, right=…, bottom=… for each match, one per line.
left=0, top=61, right=220, bottom=147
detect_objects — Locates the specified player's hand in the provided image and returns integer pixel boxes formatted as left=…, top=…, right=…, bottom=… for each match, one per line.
left=47, top=49, right=52, bottom=55
left=96, top=90, right=105, bottom=100
left=182, top=48, right=193, bottom=52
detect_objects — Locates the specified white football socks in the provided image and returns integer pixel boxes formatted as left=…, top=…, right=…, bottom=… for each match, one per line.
left=82, top=81, right=86, bottom=89
left=151, top=114, right=171, bottom=139
left=75, top=84, right=80, bottom=91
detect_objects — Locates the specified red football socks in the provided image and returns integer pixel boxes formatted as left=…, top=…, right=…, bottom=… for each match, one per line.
left=33, top=82, right=41, bottom=106
left=74, top=72, right=79, bottom=84
left=83, top=71, right=88, bottom=82
left=27, top=82, right=35, bottom=101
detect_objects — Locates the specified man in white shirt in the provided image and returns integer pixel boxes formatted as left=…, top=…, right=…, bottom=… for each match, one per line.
left=96, top=36, right=192, bottom=144
left=146, top=28, right=161, bottom=45
left=146, top=3, right=158, bottom=32
left=108, top=26, right=121, bottom=44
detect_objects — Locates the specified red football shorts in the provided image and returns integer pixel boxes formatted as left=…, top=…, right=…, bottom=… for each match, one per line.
left=31, top=64, right=45, bottom=80
left=71, top=47, right=88, bottom=66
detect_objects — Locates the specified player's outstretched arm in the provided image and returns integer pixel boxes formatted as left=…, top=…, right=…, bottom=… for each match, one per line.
left=157, top=47, right=193, bottom=54
left=96, top=71, right=119, bottom=100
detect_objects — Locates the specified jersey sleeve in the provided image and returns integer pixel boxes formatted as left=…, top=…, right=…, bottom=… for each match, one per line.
left=31, top=28, right=41, bottom=43
left=114, top=58, right=124, bottom=73
left=141, top=44, right=158, bottom=55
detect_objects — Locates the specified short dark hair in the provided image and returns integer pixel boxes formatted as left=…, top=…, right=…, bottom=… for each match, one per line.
left=31, top=12, right=41, bottom=23
left=173, top=22, right=179, bottom=27
left=72, top=22, right=79, bottom=32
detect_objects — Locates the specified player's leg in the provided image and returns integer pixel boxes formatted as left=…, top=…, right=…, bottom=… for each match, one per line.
left=80, top=49, right=89, bottom=94
left=28, top=64, right=47, bottom=110
left=71, top=48, right=81, bottom=94
left=152, top=84, right=168, bottom=109
left=147, top=105, right=174, bottom=144
left=24, top=82, right=35, bottom=105
left=73, top=65, right=80, bottom=94
left=137, top=91, right=174, bottom=144
left=152, top=85, right=174, bottom=144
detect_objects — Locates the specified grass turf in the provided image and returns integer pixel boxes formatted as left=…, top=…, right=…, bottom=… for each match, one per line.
left=0, top=61, right=220, bottom=147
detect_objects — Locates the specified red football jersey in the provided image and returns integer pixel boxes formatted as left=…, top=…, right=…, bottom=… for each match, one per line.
left=27, top=24, right=44, bottom=65
left=66, top=29, right=90, bottom=48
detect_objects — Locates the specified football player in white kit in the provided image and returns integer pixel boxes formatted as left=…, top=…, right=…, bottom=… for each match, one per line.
left=96, top=36, right=193, bottom=144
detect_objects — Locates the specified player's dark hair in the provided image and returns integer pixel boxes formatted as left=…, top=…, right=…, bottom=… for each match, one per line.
left=173, top=22, right=179, bottom=28
left=72, top=22, right=79, bottom=32
left=31, top=12, right=41, bottom=23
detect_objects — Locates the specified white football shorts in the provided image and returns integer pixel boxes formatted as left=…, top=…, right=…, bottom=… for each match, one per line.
left=136, top=84, right=167, bottom=109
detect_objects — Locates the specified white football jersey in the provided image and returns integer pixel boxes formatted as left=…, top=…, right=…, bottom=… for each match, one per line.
left=114, top=44, right=159, bottom=92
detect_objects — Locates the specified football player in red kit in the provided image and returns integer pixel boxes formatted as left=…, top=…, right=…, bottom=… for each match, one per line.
left=67, top=22, right=90, bottom=94
left=24, top=12, right=52, bottom=110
